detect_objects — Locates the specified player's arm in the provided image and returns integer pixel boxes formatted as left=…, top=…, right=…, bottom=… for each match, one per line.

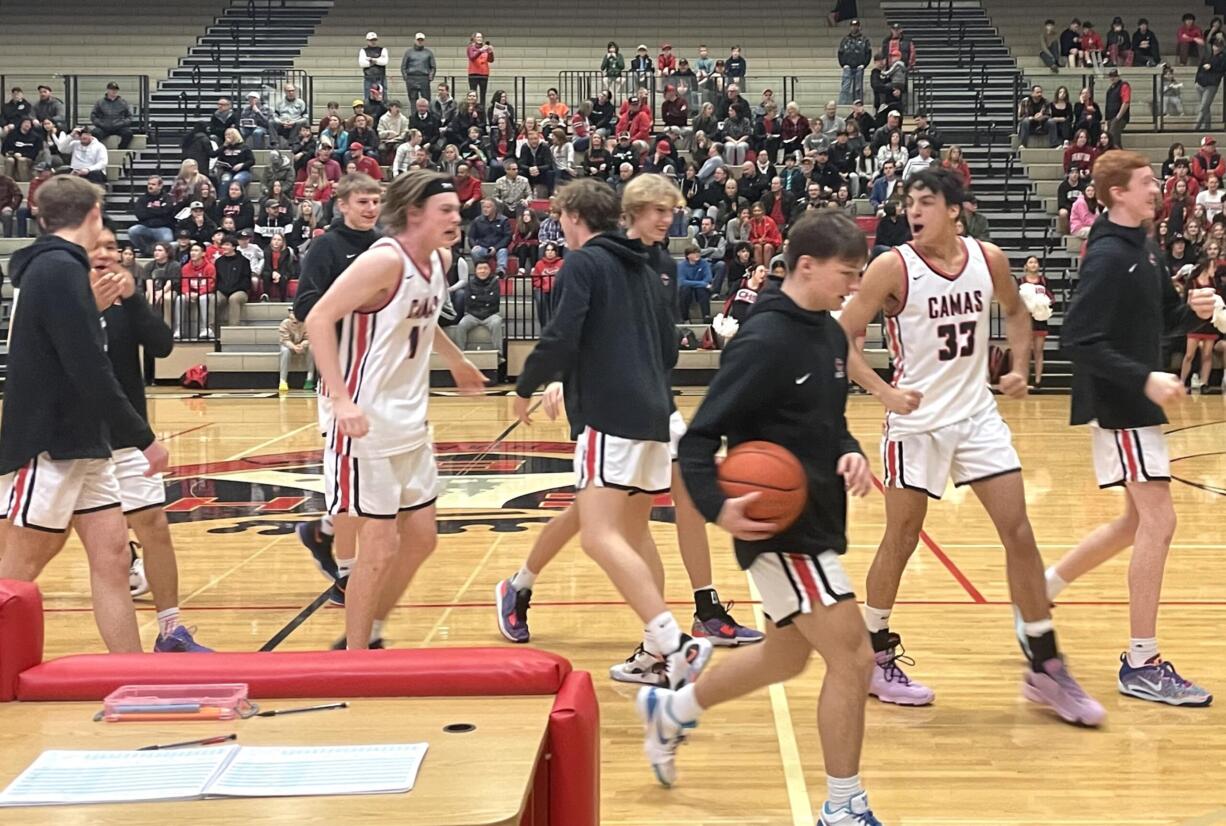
left=838, top=251, right=922, bottom=414
left=291, top=239, right=336, bottom=321
left=983, top=241, right=1031, bottom=398
left=678, top=327, right=780, bottom=540
left=513, top=252, right=593, bottom=420
left=304, top=245, right=400, bottom=438
left=1164, top=267, right=1217, bottom=328
left=121, top=289, right=174, bottom=359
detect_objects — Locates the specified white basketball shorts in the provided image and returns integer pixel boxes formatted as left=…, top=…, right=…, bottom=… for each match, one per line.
left=668, top=410, right=686, bottom=462
left=881, top=405, right=1022, bottom=499
left=323, top=443, right=439, bottom=519
left=573, top=425, right=671, bottom=496
left=1089, top=423, right=1170, bottom=488
left=0, top=453, right=122, bottom=532
left=111, top=447, right=166, bottom=514
left=748, top=550, right=856, bottom=628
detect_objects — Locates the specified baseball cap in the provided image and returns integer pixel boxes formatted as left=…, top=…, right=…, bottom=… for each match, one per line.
left=1203, top=135, right=1217, bottom=146
left=661, top=42, right=672, bottom=49
left=890, top=21, right=902, bottom=27
left=238, top=228, right=254, bottom=238
left=1107, top=68, right=1120, bottom=77
left=657, top=140, right=672, bottom=153
left=850, top=18, right=860, bottom=24
left=189, top=200, right=204, bottom=209
left=415, top=32, right=425, bottom=40
left=917, top=139, right=931, bottom=149
left=247, top=92, right=260, bottom=100
left=177, top=229, right=192, bottom=239
left=349, top=142, right=364, bottom=151
left=106, top=81, right=119, bottom=90
left=887, top=109, right=902, bottom=119
left=852, top=98, right=864, bottom=105
left=637, top=44, right=648, bottom=51
left=352, top=99, right=365, bottom=107
left=265, top=198, right=281, bottom=208
left=33, top=160, right=51, bottom=172
left=366, top=31, right=378, bottom=39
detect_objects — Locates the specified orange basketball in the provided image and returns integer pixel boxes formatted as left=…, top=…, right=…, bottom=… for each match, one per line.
left=717, top=441, right=808, bottom=533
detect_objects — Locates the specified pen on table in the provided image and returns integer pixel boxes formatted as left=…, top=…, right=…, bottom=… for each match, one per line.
left=256, top=702, right=349, bottom=717
left=138, top=733, right=238, bottom=751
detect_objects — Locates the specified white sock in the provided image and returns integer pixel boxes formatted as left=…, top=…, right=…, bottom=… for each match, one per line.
left=156, top=607, right=181, bottom=638
left=826, top=774, right=863, bottom=809
left=1045, top=566, right=1068, bottom=601
left=669, top=684, right=704, bottom=724
left=863, top=605, right=891, bottom=634
left=1127, top=637, right=1159, bottom=668
left=320, top=514, right=335, bottom=536
left=370, top=619, right=385, bottom=643
left=336, top=558, right=355, bottom=578
left=1021, top=618, right=1054, bottom=637
left=643, top=611, right=682, bottom=658
left=510, top=566, right=537, bottom=591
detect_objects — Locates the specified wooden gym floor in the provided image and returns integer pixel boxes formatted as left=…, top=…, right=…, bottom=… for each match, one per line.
left=20, top=390, right=1226, bottom=825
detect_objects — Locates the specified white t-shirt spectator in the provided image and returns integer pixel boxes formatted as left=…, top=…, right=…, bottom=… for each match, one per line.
left=1196, top=188, right=1226, bottom=220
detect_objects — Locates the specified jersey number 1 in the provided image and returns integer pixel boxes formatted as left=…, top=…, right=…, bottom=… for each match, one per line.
left=936, top=321, right=976, bottom=361
left=408, top=326, right=420, bottom=359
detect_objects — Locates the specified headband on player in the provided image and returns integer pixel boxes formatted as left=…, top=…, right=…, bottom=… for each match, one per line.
left=420, top=178, right=456, bottom=202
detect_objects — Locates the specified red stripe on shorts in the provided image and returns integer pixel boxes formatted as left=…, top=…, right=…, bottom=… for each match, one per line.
left=1119, top=431, right=1140, bottom=482
left=584, top=427, right=598, bottom=486
left=788, top=553, right=820, bottom=603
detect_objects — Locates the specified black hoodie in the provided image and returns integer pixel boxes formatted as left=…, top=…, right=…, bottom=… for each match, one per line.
left=516, top=233, right=677, bottom=442
left=0, top=237, right=154, bottom=474
left=292, top=222, right=381, bottom=320
left=679, top=289, right=862, bottom=568
left=1063, top=214, right=1200, bottom=429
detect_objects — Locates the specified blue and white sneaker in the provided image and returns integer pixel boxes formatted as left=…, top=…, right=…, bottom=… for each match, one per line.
left=1118, top=654, right=1213, bottom=706
left=154, top=626, right=213, bottom=653
left=297, top=519, right=338, bottom=580
left=664, top=635, right=713, bottom=691
left=819, top=792, right=884, bottom=825
left=494, top=577, right=532, bottom=644
left=691, top=601, right=765, bottom=647
left=636, top=686, right=697, bottom=788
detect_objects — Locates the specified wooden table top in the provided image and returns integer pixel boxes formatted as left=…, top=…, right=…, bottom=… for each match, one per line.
left=0, top=695, right=555, bottom=826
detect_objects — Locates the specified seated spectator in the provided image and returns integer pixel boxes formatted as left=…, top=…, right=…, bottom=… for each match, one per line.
left=538, top=202, right=564, bottom=251
left=0, top=172, right=21, bottom=238
left=1073, top=87, right=1103, bottom=143
left=538, top=88, right=569, bottom=121
left=549, top=129, right=575, bottom=184
left=747, top=202, right=782, bottom=265
left=725, top=243, right=754, bottom=294
left=494, top=160, right=532, bottom=214
left=617, top=99, right=654, bottom=148
left=584, top=133, right=611, bottom=180
left=140, top=241, right=179, bottom=320
left=90, top=82, right=134, bottom=149
left=693, top=215, right=728, bottom=293
left=1133, top=19, right=1161, bottom=67
left=1191, top=135, right=1225, bottom=182
left=378, top=101, right=409, bottom=158
left=320, top=115, right=350, bottom=155
left=531, top=241, right=562, bottom=327
left=448, top=92, right=486, bottom=146
left=1197, top=173, right=1226, bottom=220
left=737, top=160, right=766, bottom=203
left=308, top=144, right=342, bottom=182
left=725, top=205, right=752, bottom=247
left=126, top=175, right=176, bottom=254
left=261, top=150, right=295, bottom=197
left=255, top=199, right=293, bottom=247
left=876, top=129, right=907, bottom=168
left=277, top=308, right=313, bottom=392
left=1063, top=128, right=1096, bottom=173
left=262, top=233, right=298, bottom=302
left=902, top=140, right=936, bottom=181
left=590, top=90, right=616, bottom=135
left=510, top=207, right=540, bottom=271
left=33, top=85, right=66, bottom=131
left=365, top=86, right=388, bottom=129
left=1080, top=21, right=1104, bottom=68
left=658, top=42, right=677, bottom=77
left=239, top=93, right=270, bottom=149
left=288, top=200, right=317, bottom=251
left=486, top=89, right=515, bottom=134
left=677, top=245, right=714, bottom=322
left=295, top=161, right=335, bottom=203
left=1039, top=20, right=1061, bottom=71
left=175, top=242, right=216, bottom=338
left=2, top=118, right=43, bottom=180
left=216, top=180, right=255, bottom=232
left=469, top=198, right=511, bottom=274
left=459, top=126, right=489, bottom=178
left=1017, top=85, right=1054, bottom=147
left=171, top=158, right=209, bottom=204
left=722, top=109, right=753, bottom=166
left=941, top=144, right=971, bottom=189
left=345, top=143, right=384, bottom=180
left=348, top=115, right=378, bottom=157
left=235, top=229, right=264, bottom=291
left=1060, top=19, right=1083, bottom=68
left=661, top=85, right=690, bottom=138
left=1161, top=64, right=1185, bottom=116
left=518, top=130, right=554, bottom=195
left=216, top=128, right=255, bottom=190
left=392, top=129, right=423, bottom=177
left=1104, top=17, right=1133, bottom=67
left=1069, top=183, right=1100, bottom=237
left=290, top=124, right=318, bottom=175
left=817, top=101, right=844, bottom=141
left=453, top=260, right=503, bottom=351
left=55, top=126, right=108, bottom=184
left=961, top=194, right=991, bottom=241
left=1178, top=14, right=1204, bottom=66
left=210, top=97, right=239, bottom=142
left=1056, top=166, right=1085, bottom=234
left=871, top=200, right=911, bottom=257
left=455, top=162, right=483, bottom=221
left=10, top=161, right=49, bottom=237
left=631, top=45, right=654, bottom=86
left=177, top=201, right=217, bottom=245
left=273, top=83, right=309, bottom=148
left=2, top=88, right=32, bottom=137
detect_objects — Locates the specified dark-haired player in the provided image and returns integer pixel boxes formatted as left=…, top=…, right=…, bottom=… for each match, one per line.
left=648, top=211, right=881, bottom=825
left=837, top=168, right=1105, bottom=725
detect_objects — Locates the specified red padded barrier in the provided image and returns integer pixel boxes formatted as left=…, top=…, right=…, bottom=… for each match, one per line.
left=0, top=579, right=44, bottom=702
left=547, top=670, right=600, bottom=826
left=16, top=648, right=572, bottom=702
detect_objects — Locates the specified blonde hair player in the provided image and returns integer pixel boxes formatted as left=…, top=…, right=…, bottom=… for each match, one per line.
left=1046, top=149, right=1216, bottom=706
left=512, top=176, right=713, bottom=696
left=837, top=167, right=1105, bottom=726
left=304, top=170, right=486, bottom=650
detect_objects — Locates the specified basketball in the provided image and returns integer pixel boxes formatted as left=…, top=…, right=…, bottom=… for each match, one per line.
left=717, top=441, right=808, bottom=532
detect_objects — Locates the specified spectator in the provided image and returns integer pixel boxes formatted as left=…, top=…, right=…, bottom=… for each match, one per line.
left=727, top=263, right=767, bottom=324
left=288, top=200, right=317, bottom=251
left=1192, top=136, right=1225, bottom=183
left=209, top=97, right=239, bottom=142
left=1068, top=183, right=1099, bottom=237
left=960, top=194, right=990, bottom=241
left=871, top=200, right=911, bottom=257
left=870, top=159, right=900, bottom=207
left=661, top=84, right=690, bottom=135
left=722, top=109, right=753, bottom=166
left=1133, top=19, right=1161, bottom=66
left=407, top=97, right=441, bottom=156
left=839, top=20, right=873, bottom=104
left=494, top=160, right=531, bottom=214
left=255, top=199, right=293, bottom=247
left=273, top=83, right=309, bottom=148
left=902, top=139, right=936, bottom=181
left=849, top=143, right=878, bottom=198
left=656, top=42, right=677, bottom=77
left=1060, top=19, right=1084, bottom=67
left=376, top=99, right=410, bottom=159
left=216, top=128, right=255, bottom=190
left=717, top=84, right=752, bottom=123
left=1164, top=141, right=1189, bottom=178
left=1105, top=18, right=1133, bottom=67
left=235, top=229, right=264, bottom=290
left=725, top=204, right=752, bottom=247
left=677, top=245, right=714, bottom=321
left=942, top=143, right=971, bottom=189
left=1056, top=166, right=1085, bottom=234
left=175, top=243, right=215, bottom=338
left=1166, top=158, right=1200, bottom=199
left=1017, top=84, right=1054, bottom=147
left=454, top=259, right=503, bottom=351
left=469, top=198, right=511, bottom=273
left=906, top=111, right=943, bottom=155
left=1178, top=14, right=1205, bottom=66
left=449, top=91, right=486, bottom=146
left=817, top=100, right=844, bottom=141
left=1166, top=233, right=1196, bottom=276
left=631, top=45, right=654, bottom=88
left=140, top=241, right=179, bottom=319
left=726, top=45, right=748, bottom=88
left=692, top=215, right=728, bottom=290
left=10, top=161, right=48, bottom=237
left=171, top=158, right=208, bottom=204
left=531, top=241, right=562, bottom=327
left=363, top=85, right=387, bottom=132
left=259, top=148, right=292, bottom=194
left=2, top=118, right=42, bottom=181
left=1063, top=128, right=1096, bottom=173
left=0, top=172, right=21, bottom=238
left=401, top=32, right=437, bottom=104
left=89, top=82, right=134, bottom=149
left=262, top=233, right=298, bottom=302
left=54, top=126, right=108, bottom=184
left=277, top=308, right=313, bottom=392
left=176, top=200, right=216, bottom=245
left=601, top=42, right=626, bottom=95
left=467, top=32, right=494, bottom=109
left=126, top=175, right=176, bottom=253
left=781, top=102, right=811, bottom=159
left=315, top=101, right=341, bottom=135
left=288, top=123, right=317, bottom=174
left=876, top=128, right=907, bottom=168
left=307, top=143, right=342, bottom=183
left=518, top=129, right=554, bottom=195
left=1048, top=86, right=1073, bottom=144
left=320, top=114, right=350, bottom=155
left=348, top=115, right=378, bottom=157
left=1197, top=173, right=1226, bottom=220
left=1081, top=21, right=1104, bottom=68
left=33, top=85, right=66, bottom=131
left=725, top=243, right=754, bottom=291
left=882, top=22, right=917, bottom=72
left=1073, top=87, right=1103, bottom=143
left=1, top=88, right=32, bottom=135
left=1103, top=69, right=1132, bottom=146
left=358, top=32, right=389, bottom=101
left=1195, top=41, right=1226, bottom=130
left=238, top=93, right=270, bottom=149
left=617, top=95, right=654, bottom=145
left=746, top=202, right=782, bottom=265
left=539, top=88, right=569, bottom=121
left=1039, top=20, right=1061, bottom=71
left=482, top=90, right=513, bottom=135
left=755, top=102, right=782, bottom=162
left=1161, top=64, right=1185, bottom=116
left=810, top=147, right=845, bottom=193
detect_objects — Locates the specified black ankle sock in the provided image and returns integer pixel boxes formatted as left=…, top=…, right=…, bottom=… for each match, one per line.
left=694, top=588, right=722, bottom=621
left=1028, top=630, right=1059, bottom=671
left=869, top=629, right=897, bottom=654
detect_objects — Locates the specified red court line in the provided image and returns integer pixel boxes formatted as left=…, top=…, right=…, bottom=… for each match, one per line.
left=163, top=423, right=213, bottom=441
left=869, top=474, right=987, bottom=604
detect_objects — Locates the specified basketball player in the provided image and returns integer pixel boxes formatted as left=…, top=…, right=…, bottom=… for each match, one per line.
left=644, top=211, right=882, bottom=825
left=304, top=170, right=487, bottom=650
left=512, top=176, right=713, bottom=692
left=0, top=175, right=169, bottom=653
left=837, top=168, right=1105, bottom=726
left=292, top=174, right=384, bottom=605
left=1046, top=150, right=1216, bottom=705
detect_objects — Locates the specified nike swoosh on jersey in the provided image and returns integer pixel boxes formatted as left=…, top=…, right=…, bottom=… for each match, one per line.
left=346, top=253, right=358, bottom=259
left=795, top=373, right=811, bottom=384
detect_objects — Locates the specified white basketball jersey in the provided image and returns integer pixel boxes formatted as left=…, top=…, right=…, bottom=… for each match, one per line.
left=319, top=238, right=446, bottom=458
left=883, top=236, right=996, bottom=437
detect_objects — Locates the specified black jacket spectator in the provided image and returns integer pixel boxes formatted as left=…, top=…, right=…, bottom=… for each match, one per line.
left=717, top=94, right=751, bottom=122
left=216, top=195, right=255, bottom=231
left=464, top=270, right=501, bottom=320
left=91, top=95, right=133, bottom=133
left=1132, top=24, right=1161, bottom=65
left=1195, top=50, right=1226, bottom=89
left=1059, top=26, right=1082, bottom=58
left=875, top=210, right=912, bottom=246
left=209, top=107, right=239, bottom=141
left=590, top=97, right=616, bottom=133
left=468, top=212, right=511, bottom=250
left=409, top=110, right=441, bottom=147
left=134, top=188, right=177, bottom=230
left=216, top=143, right=255, bottom=176
left=2, top=124, right=43, bottom=161
left=1, top=96, right=33, bottom=130
left=838, top=32, right=873, bottom=69
left=810, top=158, right=845, bottom=193
left=177, top=214, right=217, bottom=245
left=214, top=252, right=250, bottom=297
left=611, top=142, right=638, bottom=171
left=181, top=124, right=213, bottom=171
left=519, top=141, right=554, bottom=176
